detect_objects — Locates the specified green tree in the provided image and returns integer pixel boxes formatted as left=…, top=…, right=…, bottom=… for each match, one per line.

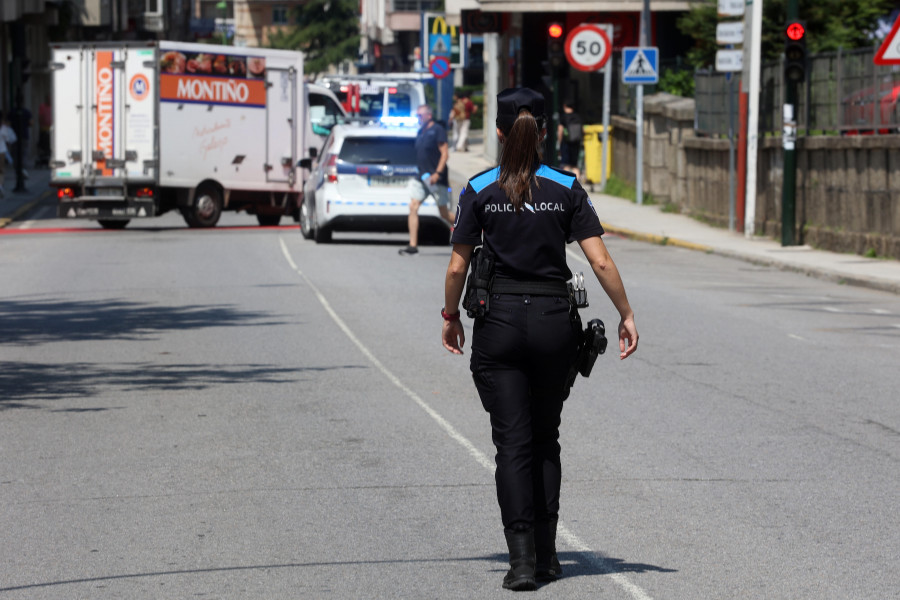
left=268, top=0, right=360, bottom=76
left=678, top=0, right=895, bottom=69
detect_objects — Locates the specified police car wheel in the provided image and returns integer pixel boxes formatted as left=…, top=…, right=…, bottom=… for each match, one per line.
left=98, top=219, right=129, bottom=230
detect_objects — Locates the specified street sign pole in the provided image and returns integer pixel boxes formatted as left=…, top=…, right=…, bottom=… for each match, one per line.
left=601, top=24, right=613, bottom=192
left=636, top=0, right=650, bottom=205
left=564, top=23, right=612, bottom=183
left=728, top=73, right=736, bottom=231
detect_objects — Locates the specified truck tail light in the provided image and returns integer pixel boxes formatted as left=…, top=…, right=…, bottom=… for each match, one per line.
left=136, top=187, right=154, bottom=198
left=57, top=187, right=76, bottom=199
left=325, top=154, right=338, bottom=183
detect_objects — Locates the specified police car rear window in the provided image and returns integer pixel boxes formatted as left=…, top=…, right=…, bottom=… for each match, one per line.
left=357, top=93, right=412, bottom=117
left=339, top=138, right=417, bottom=165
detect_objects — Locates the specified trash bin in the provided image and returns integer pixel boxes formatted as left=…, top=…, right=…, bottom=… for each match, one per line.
left=582, top=124, right=612, bottom=187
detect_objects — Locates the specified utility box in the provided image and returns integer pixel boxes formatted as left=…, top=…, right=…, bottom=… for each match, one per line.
left=582, top=124, right=612, bottom=186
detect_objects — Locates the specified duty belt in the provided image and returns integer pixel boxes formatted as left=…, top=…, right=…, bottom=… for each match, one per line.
left=491, top=278, right=569, bottom=297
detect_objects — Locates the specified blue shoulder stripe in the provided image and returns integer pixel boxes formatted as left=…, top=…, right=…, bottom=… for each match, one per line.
left=536, top=165, right=576, bottom=189
left=469, top=167, right=501, bottom=193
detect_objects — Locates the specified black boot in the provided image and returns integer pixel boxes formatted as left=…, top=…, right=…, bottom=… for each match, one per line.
left=502, top=529, right=536, bottom=591
left=535, top=517, right=562, bottom=581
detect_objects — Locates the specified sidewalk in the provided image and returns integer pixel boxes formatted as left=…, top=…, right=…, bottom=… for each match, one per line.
left=448, top=140, right=900, bottom=296
left=0, top=166, right=54, bottom=228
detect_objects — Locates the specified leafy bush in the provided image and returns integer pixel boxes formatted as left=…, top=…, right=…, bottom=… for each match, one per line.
left=658, top=69, right=695, bottom=98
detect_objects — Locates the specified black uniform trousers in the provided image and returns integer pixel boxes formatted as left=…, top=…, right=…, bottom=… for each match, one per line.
left=470, top=293, right=580, bottom=531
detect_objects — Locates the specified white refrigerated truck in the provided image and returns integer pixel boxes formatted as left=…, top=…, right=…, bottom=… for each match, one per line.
left=50, top=41, right=346, bottom=228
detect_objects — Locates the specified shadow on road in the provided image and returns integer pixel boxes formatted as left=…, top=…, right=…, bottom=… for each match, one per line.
left=0, top=550, right=675, bottom=593
left=0, top=361, right=363, bottom=409
left=0, top=297, right=287, bottom=346
left=0, top=297, right=368, bottom=408
left=484, top=550, right=676, bottom=583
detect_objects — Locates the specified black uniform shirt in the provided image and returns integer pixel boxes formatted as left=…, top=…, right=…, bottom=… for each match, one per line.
left=451, top=165, right=605, bottom=281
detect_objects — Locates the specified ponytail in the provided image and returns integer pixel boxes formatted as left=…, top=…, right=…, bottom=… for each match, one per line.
left=498, top=110, right=543, bottom=212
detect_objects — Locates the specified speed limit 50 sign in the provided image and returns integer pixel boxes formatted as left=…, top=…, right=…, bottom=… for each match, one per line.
left=565, top=24, right=612, bottom=72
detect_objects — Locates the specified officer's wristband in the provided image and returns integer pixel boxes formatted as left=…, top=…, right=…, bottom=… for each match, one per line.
left=441, top=307, right=460, bottom=321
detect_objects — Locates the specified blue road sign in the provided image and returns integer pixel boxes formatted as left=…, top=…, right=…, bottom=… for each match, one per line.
left=622, top=47, right=659, bottom=84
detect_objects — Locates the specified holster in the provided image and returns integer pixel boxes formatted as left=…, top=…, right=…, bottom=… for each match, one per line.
left=565, top=318, right=608, bottom=390
left=462, top=246, right=496, bottom=318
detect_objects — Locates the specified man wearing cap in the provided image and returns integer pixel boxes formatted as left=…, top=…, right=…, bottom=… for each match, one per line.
left=399, top=104, right=454, bottom=255
left=441, top=87, right=638, bottom=590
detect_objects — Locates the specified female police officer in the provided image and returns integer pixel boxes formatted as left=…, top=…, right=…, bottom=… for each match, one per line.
left=441, top=88, right=638, bottom=591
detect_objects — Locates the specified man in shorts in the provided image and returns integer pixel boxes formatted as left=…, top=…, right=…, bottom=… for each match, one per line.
left=399, top=104, right=454, bottom=255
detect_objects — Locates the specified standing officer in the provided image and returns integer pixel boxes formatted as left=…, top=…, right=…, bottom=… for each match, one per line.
left=441, top=88, right=638, bottom=591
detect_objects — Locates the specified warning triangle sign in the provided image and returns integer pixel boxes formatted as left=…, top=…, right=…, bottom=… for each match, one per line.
left=875, top=17, right=900, bottom=64
left=624, top=49, right=657, bottom=78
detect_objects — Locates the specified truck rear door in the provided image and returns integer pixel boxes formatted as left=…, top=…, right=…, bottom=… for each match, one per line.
left=51, top=44, right=157, bottom=186
left=266, top=65, right=297, bottom=185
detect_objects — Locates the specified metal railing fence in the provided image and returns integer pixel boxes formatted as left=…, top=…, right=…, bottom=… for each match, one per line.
left=694, top=46, right=900, bottom=137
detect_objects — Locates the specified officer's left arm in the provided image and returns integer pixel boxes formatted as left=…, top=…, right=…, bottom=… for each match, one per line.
left=430, top=141, right=450, bottom=185
left=442, top=244, right=475, bottom=354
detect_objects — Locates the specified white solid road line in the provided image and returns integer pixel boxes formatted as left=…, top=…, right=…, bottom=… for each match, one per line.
left=279, top=237, right=656, bottom=600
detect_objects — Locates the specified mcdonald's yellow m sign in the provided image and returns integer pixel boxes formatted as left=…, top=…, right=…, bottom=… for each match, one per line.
left=431, top=15, right=457, bottom=37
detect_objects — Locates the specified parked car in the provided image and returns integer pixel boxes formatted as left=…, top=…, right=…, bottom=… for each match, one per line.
left=299, top=122, right=451, bottom=244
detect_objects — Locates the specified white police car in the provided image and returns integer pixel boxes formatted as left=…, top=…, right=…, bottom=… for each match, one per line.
left=299, top=120, right=451, bottom=244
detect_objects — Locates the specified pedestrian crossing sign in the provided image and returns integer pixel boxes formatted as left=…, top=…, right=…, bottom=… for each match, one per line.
left=622, top=47, right=659, bottom=84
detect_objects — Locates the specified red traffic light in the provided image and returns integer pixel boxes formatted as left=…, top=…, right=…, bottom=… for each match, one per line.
left=786, top=22, right=805, bottom=41
left=548, top=22, right=563, bottom=38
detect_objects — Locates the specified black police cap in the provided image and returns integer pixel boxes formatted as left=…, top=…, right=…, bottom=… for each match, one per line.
left=496, top=87, right=546, bottom=135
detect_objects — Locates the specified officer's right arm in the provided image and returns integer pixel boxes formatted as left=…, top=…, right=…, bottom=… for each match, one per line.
left=577, top=236, right=638, bottom=360
left=443, top=244, right=475, bottom=355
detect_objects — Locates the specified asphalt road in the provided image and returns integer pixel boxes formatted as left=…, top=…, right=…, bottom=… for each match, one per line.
left=1, top=209, right=899, bottom=599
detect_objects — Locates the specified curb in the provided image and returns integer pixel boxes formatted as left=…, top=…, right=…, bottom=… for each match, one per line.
left=604, top=223, right=900, bottom=297
left=600, top=223, right=713, bottom=253
left=0, top=190, right=53, bottom=228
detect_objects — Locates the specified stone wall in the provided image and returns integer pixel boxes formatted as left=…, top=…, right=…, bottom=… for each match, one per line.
left=610, top=93, right=900, bottom=260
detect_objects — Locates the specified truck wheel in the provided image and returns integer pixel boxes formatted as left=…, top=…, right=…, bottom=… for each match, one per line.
left=98, top=220, right=130, bottom=230
left=184, top=184, right=222, bottom=228
left=300, top=199, right=315, bottom=240
left=257, top=214, right=282, bottom=226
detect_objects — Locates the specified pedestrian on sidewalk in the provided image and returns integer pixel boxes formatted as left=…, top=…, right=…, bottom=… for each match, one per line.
left=449, top=93, right=464, bottom=151
left=556, top=99, right=583, bottom=180
left=399, top=104, right=454, bottom=255
left=11, top=101, right=32, bottom=177
left=0, top=113, right=15, bottom=198
left=441, top=87, right=638, bottom=591
left=454, top=92, right=477, bottom=152
left=38, top=96, right=52, bottom=168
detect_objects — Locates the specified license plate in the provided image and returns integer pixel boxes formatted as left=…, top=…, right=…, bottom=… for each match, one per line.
left=368, top=176, right=406, bottom=187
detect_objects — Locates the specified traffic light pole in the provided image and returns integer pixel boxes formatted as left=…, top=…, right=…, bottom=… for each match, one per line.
left=549, top=77, right=559, bottom=167
left=781, top=0, right=800, bottom=246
